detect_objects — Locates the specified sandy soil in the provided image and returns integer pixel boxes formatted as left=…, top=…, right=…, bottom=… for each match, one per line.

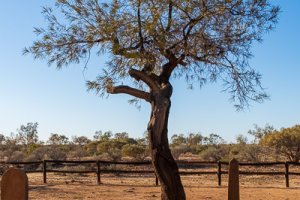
left=8, top=173, right=298, bottom=200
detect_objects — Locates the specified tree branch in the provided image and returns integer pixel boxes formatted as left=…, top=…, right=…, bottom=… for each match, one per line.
left=165, top=1, right=173, bottom=32
left=160, top=62, right=176, bottom=82
left=129, top=69, right=159, bottom=90
left=137, top=0, right=144, bottom=51
left=159, top=51, right=185, bottom=82
left=54, top=38, right=108, bottom=48
left=108, top=85, right=151, bottom=102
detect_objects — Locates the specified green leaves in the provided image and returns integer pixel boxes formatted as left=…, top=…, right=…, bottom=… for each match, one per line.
left=26, top=0, right=279, bottom=109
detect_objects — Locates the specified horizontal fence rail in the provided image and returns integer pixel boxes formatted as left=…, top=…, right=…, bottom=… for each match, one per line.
left=1, top=160, right=300, bottom=187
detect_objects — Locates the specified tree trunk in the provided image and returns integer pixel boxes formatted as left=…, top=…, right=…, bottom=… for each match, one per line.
left=147, top=82, right=186, bottom=200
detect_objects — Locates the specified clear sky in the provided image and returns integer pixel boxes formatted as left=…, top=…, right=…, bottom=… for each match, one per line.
left=0, top=1, right=299, bottom=143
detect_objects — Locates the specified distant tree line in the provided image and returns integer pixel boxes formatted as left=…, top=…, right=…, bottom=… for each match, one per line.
left=1, top=123, right=300, bottom=162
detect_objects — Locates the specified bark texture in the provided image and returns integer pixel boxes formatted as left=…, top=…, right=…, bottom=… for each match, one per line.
left=147, top=82, right=186, bottom=200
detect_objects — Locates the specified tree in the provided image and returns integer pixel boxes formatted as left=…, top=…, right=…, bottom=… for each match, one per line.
left=48, top=133, right=69, bottom=145
left=171, top=134, right=187, bottom=146
left=203, top=133, right=225, bottom=146
left=236, top=134, right=248, bottom=145
left=121, top=143, right=146, bottom=160
left=72, top=135, right=91, bottom=146
left=0, top=134, right=5, bottom=145
left=0, top=134, right=6, bottom=154
left=248, top=123, right=275, bottom=144
left=261, top=125, right=300, bottom=162
left=93, top=130, right=102, bottom=140
left=114, top=132, right=129, bottom=140
left=187, top=133, right=203, bottom=146
left=199, top=145, right=229, bottom=161
left=16, top=122, right=39, bottom=146
left=25, top=1, right=279, bottom=199
left=93, top=130, right=113, bottom=141
left=97, top=140, right=122, bottom=161
left=84, top=140, right=100, bottom=156
left=3, top=133, right=19, bottom=152
left=231, top=134, right=262, bottom=162
left=97, top=131, right=113, bottom=141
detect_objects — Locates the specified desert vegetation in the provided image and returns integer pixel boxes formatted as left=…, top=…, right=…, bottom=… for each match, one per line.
left=2, top=123, right=300, bottom=199
left=1, top=122, right=300, bottom=164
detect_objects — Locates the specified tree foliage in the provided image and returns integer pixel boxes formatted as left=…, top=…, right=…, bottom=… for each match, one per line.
left=24, top=0, right=279, bottom=109
left=203, top=133, right=225, bottom=145
left=121, top=144, right=146, bottom=160
left=5, top=124, right=300, bottom=163
left=0, top=134, right=5, bottom=145
left=230, top=136, right=263, bottom=162
left=48, top=133, right=70, bottom=145
left=72, top=135, right=91, bottom=146
left=16, top=122, right=39, bottom=146
left=261, top=125, right=300, bottom=162
left=248, top=123, right=274, bottom=143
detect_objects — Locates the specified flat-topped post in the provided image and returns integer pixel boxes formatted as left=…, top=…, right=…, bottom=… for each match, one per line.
left=228, top=158, right=239, bottom=200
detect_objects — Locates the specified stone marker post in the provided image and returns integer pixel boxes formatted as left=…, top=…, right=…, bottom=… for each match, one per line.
left=228, top=158, right=239, bottom=200
left=1, top=168, right=28, bottom=200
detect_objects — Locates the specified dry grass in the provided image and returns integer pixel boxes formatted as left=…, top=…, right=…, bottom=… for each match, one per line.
left=4, top=173, right=297, bottom=199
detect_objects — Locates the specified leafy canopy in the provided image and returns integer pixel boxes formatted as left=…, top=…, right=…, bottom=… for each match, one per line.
left=24, top=0, right=279, bottom=109
left=261, top=125, right=300, bottom=162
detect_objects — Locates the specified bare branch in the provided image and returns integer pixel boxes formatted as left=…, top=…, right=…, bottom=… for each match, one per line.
left=165, top=1, right=173, bottom=32
left=108, top=85, right=151, bottom=102
left=129, top=69, right=159, bottom=90
left=159, top=51, right=185, bottom=81
left=137, top=0, right=144, bottom=51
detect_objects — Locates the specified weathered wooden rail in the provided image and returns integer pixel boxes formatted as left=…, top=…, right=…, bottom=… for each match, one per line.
left=1, top=160, right=300, bottom=187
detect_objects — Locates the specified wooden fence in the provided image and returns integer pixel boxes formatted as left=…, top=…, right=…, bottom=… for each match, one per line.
left=1, top=160, right=300, bottom=187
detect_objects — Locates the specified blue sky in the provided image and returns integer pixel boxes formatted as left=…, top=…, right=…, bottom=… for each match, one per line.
left=0, top=1, right=299, bottom=142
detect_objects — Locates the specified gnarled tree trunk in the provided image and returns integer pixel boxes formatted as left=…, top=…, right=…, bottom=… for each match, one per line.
left=147, top=82, right=186, bottom=200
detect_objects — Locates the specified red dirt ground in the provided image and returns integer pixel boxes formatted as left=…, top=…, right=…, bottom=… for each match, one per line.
left=8, top=173, right=300, bottom=199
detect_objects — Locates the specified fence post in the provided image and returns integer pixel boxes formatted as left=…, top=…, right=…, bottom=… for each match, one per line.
left=96, top=160, right=101, bottom=185
left=285, top=162, right=289, bottom=188
left=43, top=160, right=47, bottom=184
left=228, top=158, right=239, bottom=200
left=217, top=161, right=222, bottom=186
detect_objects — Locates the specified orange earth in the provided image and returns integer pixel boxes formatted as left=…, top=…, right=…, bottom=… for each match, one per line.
left=2, top=173, right=299, bottom=200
